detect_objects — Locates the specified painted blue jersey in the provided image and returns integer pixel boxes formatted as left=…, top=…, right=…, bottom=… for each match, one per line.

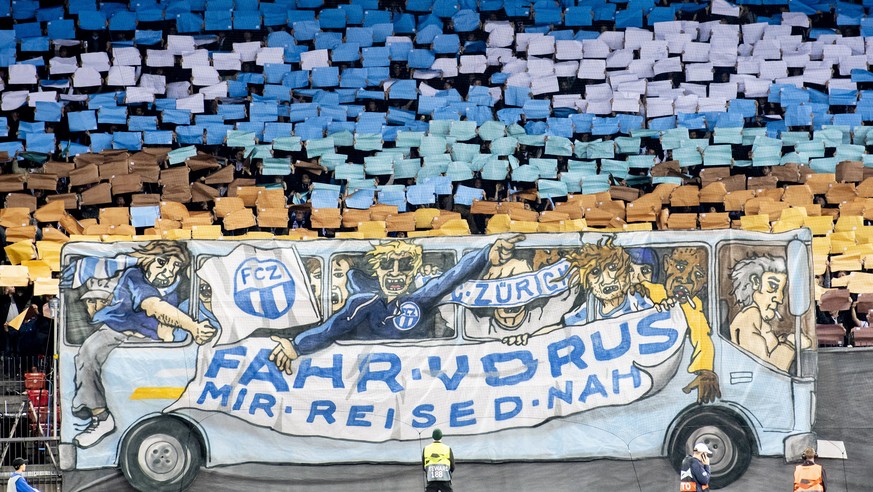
left=293, top=247, right=490, bottom=355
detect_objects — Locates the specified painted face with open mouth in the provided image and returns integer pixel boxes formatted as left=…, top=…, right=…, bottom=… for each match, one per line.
left=375, top=254, right=417, bottom=298
left=330, top=258, right=351, bottom=312
left=665, top=261, right=706, bottom=303
left=587, top=261, right=627, bottom=303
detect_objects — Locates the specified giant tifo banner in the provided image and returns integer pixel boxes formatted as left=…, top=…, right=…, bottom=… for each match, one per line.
left=58, top=230, right=817, bottom=491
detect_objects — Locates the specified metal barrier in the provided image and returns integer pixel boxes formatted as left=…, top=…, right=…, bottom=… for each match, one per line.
left=1, top=355, right=61, bottom=491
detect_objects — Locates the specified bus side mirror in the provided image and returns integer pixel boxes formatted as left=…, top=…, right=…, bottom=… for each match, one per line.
left=787, top=240, right=811, bottom=317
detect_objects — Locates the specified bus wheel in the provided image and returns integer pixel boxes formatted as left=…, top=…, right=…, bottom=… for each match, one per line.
left=120, top=417, right=203, bottom=492
left=669, top=410, right=752, bottom=489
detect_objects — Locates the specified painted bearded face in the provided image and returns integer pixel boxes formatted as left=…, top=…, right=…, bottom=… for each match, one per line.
left=663, top=249, right=706, bottom=303
left=586, top=259, right=627, bottom=303
left=630, top=262, right=654, bottom=284
left=374, top=253, right=417, bottom=298
left=753, top=272, right=787, bottom=322
left=145, top=255, right=183, bottom=288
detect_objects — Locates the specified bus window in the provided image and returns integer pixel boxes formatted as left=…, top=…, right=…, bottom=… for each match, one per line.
left=717, top=244, right=813, bottom=373
left=302, top=256, right=325, bottom=318
left=63, top=254, right=193, bottom=346
left=460, top=244, right=711, bottom=341
left=463, top=247, right=570, bottom=341
left=327, top=254, right=355, bottom=314
left=63, top=255, right=106, bottom=346
left=332, top=249, right=458, bottom=341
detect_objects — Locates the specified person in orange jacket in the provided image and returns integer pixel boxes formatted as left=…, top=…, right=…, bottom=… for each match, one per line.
left=794, top=447, right=826, bottom=491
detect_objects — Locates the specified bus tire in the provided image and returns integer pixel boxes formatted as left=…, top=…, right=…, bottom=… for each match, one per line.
left=668, top=410, right=753, bottom=489
left=120, top=417, right=203, bottom=492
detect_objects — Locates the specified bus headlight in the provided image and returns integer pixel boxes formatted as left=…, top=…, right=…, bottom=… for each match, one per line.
left=59, top=443, right=76, bottom=470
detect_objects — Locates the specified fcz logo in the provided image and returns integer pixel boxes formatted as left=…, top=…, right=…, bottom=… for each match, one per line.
left=233, top=258, right=295, bottom=319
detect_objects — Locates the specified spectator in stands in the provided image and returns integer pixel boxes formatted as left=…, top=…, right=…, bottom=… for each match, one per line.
left=290, top=208, right=310, bottom=230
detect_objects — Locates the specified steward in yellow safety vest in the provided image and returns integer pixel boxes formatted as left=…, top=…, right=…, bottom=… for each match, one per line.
left=794, top=447, right=826, bottom=492
left=422, top=429, right=455, bottom=492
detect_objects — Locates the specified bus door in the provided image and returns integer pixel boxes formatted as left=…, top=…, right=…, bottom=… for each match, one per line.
left=714, top=240, right=814, bottom=432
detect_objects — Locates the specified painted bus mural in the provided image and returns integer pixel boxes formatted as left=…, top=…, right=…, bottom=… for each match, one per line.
left=57, top=230, right=816, bottom=491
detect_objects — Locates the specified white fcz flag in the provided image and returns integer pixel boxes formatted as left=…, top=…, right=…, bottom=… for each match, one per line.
left=197, top=245, right=320, bottom=345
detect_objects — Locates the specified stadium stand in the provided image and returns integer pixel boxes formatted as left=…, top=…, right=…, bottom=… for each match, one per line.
left=2, top=0, right=873, bottom=352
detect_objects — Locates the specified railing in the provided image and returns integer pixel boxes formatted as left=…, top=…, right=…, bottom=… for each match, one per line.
left=1, top=355, right=61, bottom=491
left=0, top=438, right=61, bottom=492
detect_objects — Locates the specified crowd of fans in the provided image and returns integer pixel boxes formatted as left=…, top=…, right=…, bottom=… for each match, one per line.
left=2, top=0, right=873, bottom=360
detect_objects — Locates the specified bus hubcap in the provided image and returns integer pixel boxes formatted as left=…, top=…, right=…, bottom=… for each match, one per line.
left=139, top=434, right=185, bottom=481
left=688, top=425, right=735, bottom=475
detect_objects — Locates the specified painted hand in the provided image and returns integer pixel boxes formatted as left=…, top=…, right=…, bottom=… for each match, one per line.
left=682, top=370, right=721, bottom=404
left=269, top=336, right=299, bottom=375
left=654, top=297, right=677, bottom=313
left=420, top=264, right=442, bottom=277
left=489, top=234, right=525, bottom=267
left=776, top=331, right=796, bottom=350
left=501, top=333, right=530, bottom=346
left=192, top=321, right=217, bottom=345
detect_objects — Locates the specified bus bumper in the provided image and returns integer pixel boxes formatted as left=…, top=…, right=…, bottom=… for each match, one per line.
left=59, top=443, right=76, bottom=471
left=784, top=432, right=816, bottom=462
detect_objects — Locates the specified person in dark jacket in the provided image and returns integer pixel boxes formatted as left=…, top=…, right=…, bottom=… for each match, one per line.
left=679, top=442, right=712, bottom=491
left=422, top=429, right=454, bottom=492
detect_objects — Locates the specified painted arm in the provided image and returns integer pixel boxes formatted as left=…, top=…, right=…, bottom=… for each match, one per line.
left=732, top=309, right=777, bottom=363
left=140, top=297, right=216, bottom=344
left=641, top=283, right=714, bottom=372
left=271, top=294, right=379, bottom=375
left=684, top=301, right=715, bottom=373
left=646, top=282, right=719, bottom=402
left=292, top=294, right=376, bottom=355
left=413, top=235, right=523, bottom=306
